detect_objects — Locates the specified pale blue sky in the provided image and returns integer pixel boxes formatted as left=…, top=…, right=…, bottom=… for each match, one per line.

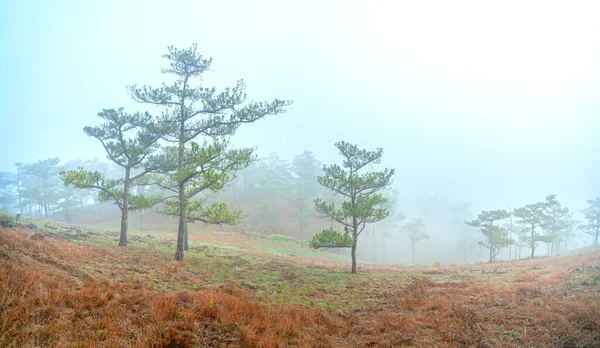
left=1, top=0, right=599, bottom=213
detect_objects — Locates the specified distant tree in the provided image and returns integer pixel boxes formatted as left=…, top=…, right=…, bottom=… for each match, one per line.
left=294, top=193, right=309, bottom=247
left=466, top=210, right=511, bottom=263
left=129, top=44, right=291, bottom=261
left=254, top=154, right=293, bottom=231
left=230, top=161, right=265, bottom=198
left=0, top=172, right=16, bottom=212
left=291, top=151, right=323, bottom=245
left=402, top=218, right=429, bottom=264
left=542, top=195, right=577, bottom=255
left=504, top=212, right=521, bottom=260
left=257, top=199, right=280, bottom=231
left=310, top=141, right=394, bottom=274
left=513, top=201, right=548, bottom=258
left=291, top=150, right=323, bottom=199
left=14, top=162, right=24, bottom=214
left=60, top=108, right=161, bottom=246
left=514, top=226, right=530, bottom=260
left=262, top=153, right=295, bottom=195
left=453, top=217, right=478, bottom=263
left=58, top=185, right=81, bottom=224
left=16, top=163, right=39, bottom=216
left=578, top=197, right=600, bottom=245
left=559, top=217, right=579, bottom=252
left=22, top=158, right=62, bottom=218
left=378, top=189, right=404, bottom=264
left=447, top=202, right=474, bottom=263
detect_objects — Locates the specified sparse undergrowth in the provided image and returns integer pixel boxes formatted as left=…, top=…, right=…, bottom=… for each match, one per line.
left=1, top=225, right=600, bottom=347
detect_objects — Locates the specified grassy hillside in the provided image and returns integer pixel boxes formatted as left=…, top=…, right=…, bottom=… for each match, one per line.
left=46, top=202, right=489, bottom=265
left=1, top=220, right=600, bottom=347
left=50, top=199, right=333, bottom=240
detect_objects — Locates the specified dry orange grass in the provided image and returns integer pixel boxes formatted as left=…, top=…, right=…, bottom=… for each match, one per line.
left=9, top=276, right=331, bottom=347
left=1, top=227, right=599, bottom=347
left=0, top=229, right=336, bottom=347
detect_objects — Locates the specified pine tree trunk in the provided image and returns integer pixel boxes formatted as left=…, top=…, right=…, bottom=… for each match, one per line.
left=175, top=77, right=190, bottom=261
left=351, top=235, right=357, bottom=274
left=175, top=136, right=186, bottom=261
left=119, top=207, right=128, bottom=246
left=176, top=181, right=186, bottom=261
left=119, top=167, right=131, bottom=247
left=184, top=222, right=189, bottom=250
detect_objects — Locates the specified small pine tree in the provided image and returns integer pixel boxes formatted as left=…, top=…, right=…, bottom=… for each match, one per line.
left=402, top=218, right=429, bottom=264
left=466, top=210, right=511, bottom=263
left=60, top=108, right=161, bottom=246
left=310, top=141, right=394, bottom=274
left=579, top=197, right=600, bottom=245
left=513, top=202, right=547, bottom=258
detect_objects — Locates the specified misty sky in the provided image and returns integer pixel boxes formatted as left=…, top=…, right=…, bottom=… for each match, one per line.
left=1, top=0, right=599, bottom=215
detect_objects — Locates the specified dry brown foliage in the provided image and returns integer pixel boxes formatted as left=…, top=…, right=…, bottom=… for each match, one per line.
left=1, top=227, right=599, bottom=347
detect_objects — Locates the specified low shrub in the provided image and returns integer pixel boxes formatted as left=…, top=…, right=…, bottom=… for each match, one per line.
left=242, top=231, right=302, bottom=245
left=0, top=212, right=15, bottom=228
left=267, top=233, right=301, bottom=244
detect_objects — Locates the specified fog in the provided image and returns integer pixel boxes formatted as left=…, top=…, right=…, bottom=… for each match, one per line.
left=1, top=1, right=599, bottom=264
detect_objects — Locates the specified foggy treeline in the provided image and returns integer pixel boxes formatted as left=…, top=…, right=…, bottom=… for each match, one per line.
left=1, top=149, right=598, bottom=266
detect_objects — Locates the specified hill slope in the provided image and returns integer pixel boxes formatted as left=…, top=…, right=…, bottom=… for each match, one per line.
left=1, top=221, right=600, bottom=347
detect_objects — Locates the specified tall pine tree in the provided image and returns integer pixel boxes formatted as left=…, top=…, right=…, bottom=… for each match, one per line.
left=129, top=45, right=291, bottom=260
